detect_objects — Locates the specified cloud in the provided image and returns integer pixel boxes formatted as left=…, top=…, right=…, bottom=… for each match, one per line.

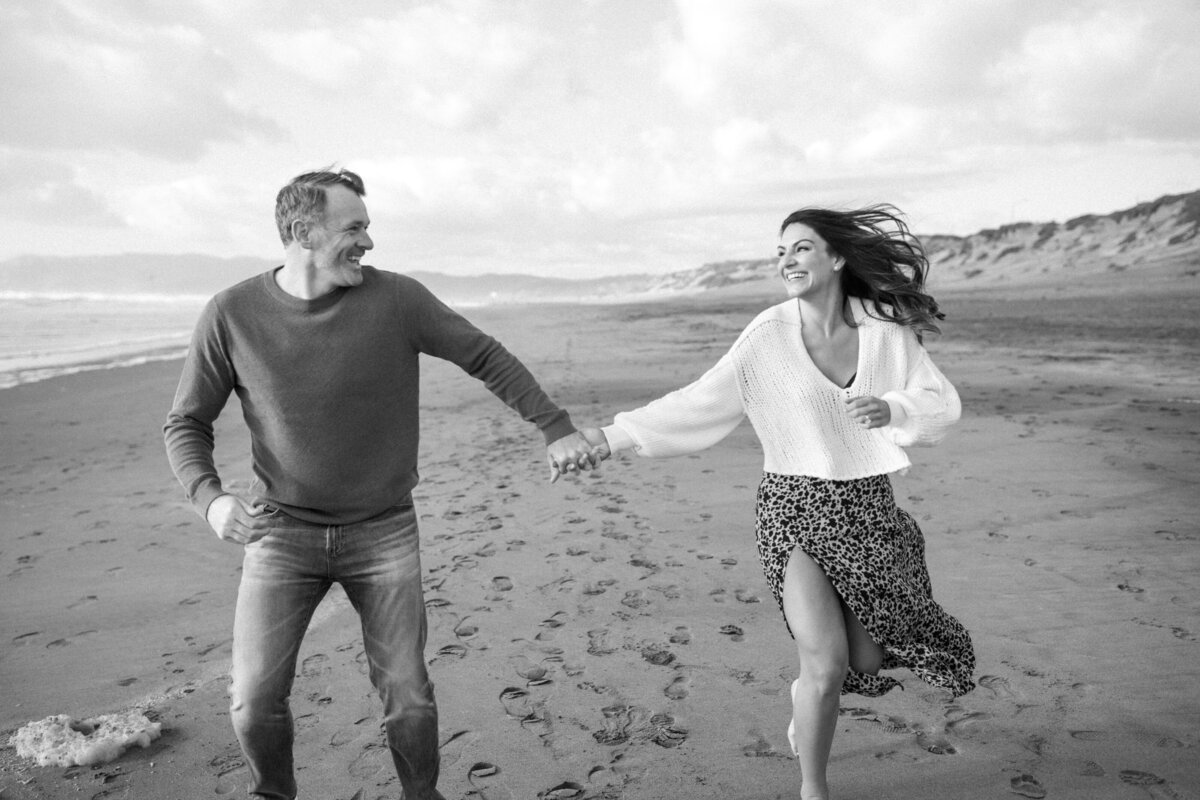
left=258, top=2, right=544, bottom=131
left=989, top=2, right=1200, bottom=141
left=0, top=1, right=283, bottom=159
left=0, top=152, right=123, bottom=226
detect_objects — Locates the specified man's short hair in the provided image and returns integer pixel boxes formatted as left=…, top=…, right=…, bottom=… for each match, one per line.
left=274, top=167, right=366, bottom=245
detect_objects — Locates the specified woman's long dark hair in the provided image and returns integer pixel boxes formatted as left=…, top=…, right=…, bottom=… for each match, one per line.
left=780, top=204, right=944, bottom=341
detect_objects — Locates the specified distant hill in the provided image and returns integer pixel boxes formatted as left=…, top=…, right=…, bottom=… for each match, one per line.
left=2, top=190, right=1197, bottom=304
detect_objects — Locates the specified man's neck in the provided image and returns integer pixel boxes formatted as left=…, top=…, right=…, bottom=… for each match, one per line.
left=274, top=257, right=337, bottom=300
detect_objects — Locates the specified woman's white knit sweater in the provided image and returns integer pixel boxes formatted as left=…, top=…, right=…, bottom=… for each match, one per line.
left=602, top=298, right=960, bottom=478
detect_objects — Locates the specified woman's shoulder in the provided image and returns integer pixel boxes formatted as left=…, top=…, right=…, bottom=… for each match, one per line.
left=731, top=300, right=796, bottom=355
left=744, top=298, right=797, bottom=330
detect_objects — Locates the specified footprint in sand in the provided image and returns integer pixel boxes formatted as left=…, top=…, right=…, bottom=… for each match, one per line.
left=944, top=708, right=990, bottom=734
left=621, top=590, right=651, bottom=609
left=347, top=743, right=387, bottom=779
left=872, top=715, right=916, bottom=735
left=641, top=645, right=676, bottom=667
left=915, top=730, right=957, bottom=755
left=650, top=584, right=681, bottom=600
left=719, top=624, right=745, bottom=642
left=499, top=687, right=544, bottom=723
left=734, top=589, right=761, bottom=604
left=300, top=653, right=330, bottom=678
left=592, top=704, right=644, bottom=745
left=741, top=729, right=785, bottom=758
left=587, top=629, right=617, bottom=656
left=45, top=629, right=98, bottom=648
left=511, top=654, right=552, bottom=685
left=454, top=617, right=480, bottom=643
left=330, top=717, right=371, bottom=747
left=669, top=626, right=691, bottom=645
left=665, top=673, right=691, bottom=700
left=491, top=576, right=514, bottom=592
left=1119, top=769, right=1185, bottom=800
left=438, top=729, right=473, bottom=768
left=648, top=713, right=688, bottom=748
left=539, top=611, right=569, bottom=630
left=1009, top=773, right=1046, bottom=799
left=66, top=594, right=98, bottom=610
left=978, top=674, right=1018, bottom=700
left=211, top=754, right=246, bottom=796
left=294, top=713, right=320, bottom=731
left=540, top=782, right=585, bottom=799
left=467, top=762, right=513, bottom=800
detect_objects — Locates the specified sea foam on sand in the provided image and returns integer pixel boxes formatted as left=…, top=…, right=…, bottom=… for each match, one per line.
left=9, top=711, right=162, bottom=767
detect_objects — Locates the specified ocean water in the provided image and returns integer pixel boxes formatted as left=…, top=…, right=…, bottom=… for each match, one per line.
left=0, top=292, right=207, bottom=389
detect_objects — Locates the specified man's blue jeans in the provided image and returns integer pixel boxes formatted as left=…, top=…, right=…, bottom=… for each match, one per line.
left=230, top=502, right=443, bottom=800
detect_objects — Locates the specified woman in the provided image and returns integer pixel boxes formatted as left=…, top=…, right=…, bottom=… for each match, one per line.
left=579, top=205, right=975, bottom=799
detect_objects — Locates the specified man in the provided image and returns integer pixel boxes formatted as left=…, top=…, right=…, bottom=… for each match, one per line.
left=164, top=167, right=596, bottom=799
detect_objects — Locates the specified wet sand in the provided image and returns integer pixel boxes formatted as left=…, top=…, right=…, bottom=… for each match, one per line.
left=2, top=277, right=1198, bottom=799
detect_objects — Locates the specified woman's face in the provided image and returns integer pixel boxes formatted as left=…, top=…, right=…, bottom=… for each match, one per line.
left=777, top=222, right=843, bottom=300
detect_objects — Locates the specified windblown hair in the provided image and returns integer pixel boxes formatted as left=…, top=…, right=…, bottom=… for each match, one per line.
left=274, top=167, right=366, bottom=245
left=780, top=204, right=944, bottom=341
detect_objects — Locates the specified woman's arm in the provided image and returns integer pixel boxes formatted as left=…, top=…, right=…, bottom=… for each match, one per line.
left=879, top=344, right=961, bottom=447
left=598, top=349, right=746, bottom=458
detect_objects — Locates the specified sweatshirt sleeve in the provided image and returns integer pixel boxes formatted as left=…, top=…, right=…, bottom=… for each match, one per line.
left=404, top=278, right=576, bottom=444
left=163, top=298, right=235, bottom=518
left=604, top=348, right=746, bottom=458
left=880, top=337, right=961, bottom=448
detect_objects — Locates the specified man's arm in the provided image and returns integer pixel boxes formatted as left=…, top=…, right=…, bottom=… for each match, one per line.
left=163, top=299, right=241, bottom=526
left=404, top=278, right=599, bottom=480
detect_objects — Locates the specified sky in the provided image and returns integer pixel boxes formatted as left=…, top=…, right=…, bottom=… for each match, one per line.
left=2, top=0, right=1199, bottom=278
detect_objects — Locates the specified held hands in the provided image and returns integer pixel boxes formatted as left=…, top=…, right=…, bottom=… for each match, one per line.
left=546, top=429, right=610, bottom=483
left=577, top=426, right=611, bottom=460
left=206, top=493, right=274, bottom=545
left=844, top=395, right=891, bottom=429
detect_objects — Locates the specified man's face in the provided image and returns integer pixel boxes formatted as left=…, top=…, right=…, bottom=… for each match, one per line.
left=306, top=185, right=374, bottom=288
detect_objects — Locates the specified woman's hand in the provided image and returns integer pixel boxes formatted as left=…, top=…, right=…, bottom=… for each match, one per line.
left=577, top=426, right=612, bottom=461
left=844, top=396, right=891, bottom=429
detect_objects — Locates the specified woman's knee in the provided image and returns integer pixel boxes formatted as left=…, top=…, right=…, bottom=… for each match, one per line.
left=796, top=649, right=849, bottom=693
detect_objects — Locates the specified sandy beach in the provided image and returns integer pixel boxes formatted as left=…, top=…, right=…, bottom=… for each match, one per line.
left=2, top=277, right=1198, bottom=799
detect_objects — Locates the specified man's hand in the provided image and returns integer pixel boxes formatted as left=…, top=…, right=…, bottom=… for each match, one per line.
left=844, top=395, right=891, bottom=429
left=547, top=431, right=603, bottom=483
left=577, top=426, right=611, bottom=461
left=206, top=494, right=274, bottom=545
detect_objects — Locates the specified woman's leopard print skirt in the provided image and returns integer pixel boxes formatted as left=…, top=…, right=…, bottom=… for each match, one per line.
left=756, top=472, right=975, bottom=697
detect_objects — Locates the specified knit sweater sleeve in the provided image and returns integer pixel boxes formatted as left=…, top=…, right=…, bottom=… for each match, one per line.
left=603, top=348, right=745, bottom=457
left=401, top=276, right=576, bottom=444
left=163, top=296, right=236, bottom=518
left=879, top=336, right=961, bottom=447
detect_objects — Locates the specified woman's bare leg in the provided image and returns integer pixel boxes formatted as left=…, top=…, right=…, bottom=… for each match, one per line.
left=782, top=548, right=849, bottom=800
left=841, top=598, right=884, bottom=675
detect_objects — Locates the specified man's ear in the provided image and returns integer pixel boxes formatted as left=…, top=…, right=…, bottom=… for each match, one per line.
left=292, top=219, right=313, bottom=249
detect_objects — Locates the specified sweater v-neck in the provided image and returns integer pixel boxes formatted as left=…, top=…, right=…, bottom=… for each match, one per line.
left=791, top=298, right=865, bottom=390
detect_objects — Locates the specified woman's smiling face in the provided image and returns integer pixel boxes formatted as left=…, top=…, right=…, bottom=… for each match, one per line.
left=777, top=222, right=843, bottom=300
